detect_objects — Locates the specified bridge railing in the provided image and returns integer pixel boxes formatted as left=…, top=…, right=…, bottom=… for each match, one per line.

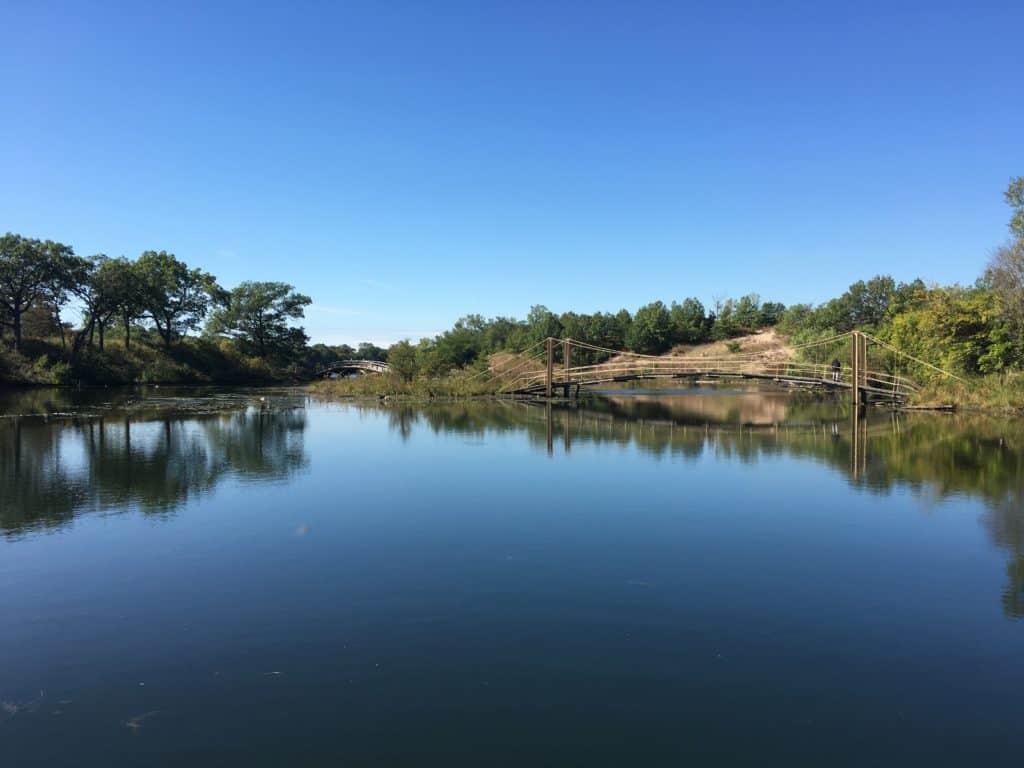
left=314, top=360, right=390, bottom=376
left=477, top=335, right=936, bottom=400
left=496, top=356, right=920, bottom=397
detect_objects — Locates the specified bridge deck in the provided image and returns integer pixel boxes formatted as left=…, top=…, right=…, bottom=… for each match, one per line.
left=314, top=360, right=390, bottom=378
left=511, top=370, right=910, bottom=400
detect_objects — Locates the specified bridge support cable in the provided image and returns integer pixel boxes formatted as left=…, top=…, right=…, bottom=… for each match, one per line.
left=498, top=332, right=947, bottom=403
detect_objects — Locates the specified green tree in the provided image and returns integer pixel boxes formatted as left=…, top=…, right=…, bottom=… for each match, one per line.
left=846, top=275, right=896, bottom=329
left=388, top=339, right=419, bottom=381
left=777, top=303, right=814, bottom=335
left=482, top=316, right=522, bottom=353
left=626, top=301, right=672, bottom=353
left=710, top=299, right=739, bottom=340
left=887, top=286, right=1014, bottom=375
left=0, top=234, right=74, bottom=351
left=68, top=255, right=132, bottom=355
left=759, top=301, right=786, bottom=327
left=355, top=342, right=388, bottom=361
left=428, top=315, right=486, bottom=370
left=526, top=305, right=563, bottom=345
left=669, top=298, right=707, bottom=344
left=889, top=279, right=928, bottom=317
left=208, top=281, right=311, bottom=358
left=983, top=241, right=1024, bottom=362
left=732, top=293, right=762, bottom=331
left=1006, top=176, right=1024, bottom=240
left=611, top=309, right=633, bottom=349
left=136, top=251, right=222, bottom=347
left=102, top=257, right=145, bottom=350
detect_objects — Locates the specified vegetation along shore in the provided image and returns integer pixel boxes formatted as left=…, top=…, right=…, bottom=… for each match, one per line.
left=3, top=178, right=1023, bottom=411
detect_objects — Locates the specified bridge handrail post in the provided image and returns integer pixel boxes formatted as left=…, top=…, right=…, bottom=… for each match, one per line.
left=546, top=338, right=554, bottom=399
left=564, top=338, right=571, bottom=386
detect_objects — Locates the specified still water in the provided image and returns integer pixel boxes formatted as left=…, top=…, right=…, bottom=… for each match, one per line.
left=2, top=385, right=1023, bottom=766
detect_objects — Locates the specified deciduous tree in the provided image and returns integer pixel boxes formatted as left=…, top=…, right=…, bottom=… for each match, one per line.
left=136, top=251, right=221, bottom=347
left=626, top=301, right=672, bottom=354
left=0, top=234, right=74, bottom=351
left=208, top=281, right=311, bottom=358
left=387, top=340, right=419, bottom=381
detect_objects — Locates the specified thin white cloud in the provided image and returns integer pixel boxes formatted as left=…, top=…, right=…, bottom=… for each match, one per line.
left=359, top=278, right=394, bottom=291
left=312, top=329, right=442, bottom=347
left=308, top=305, right=361, bottom=317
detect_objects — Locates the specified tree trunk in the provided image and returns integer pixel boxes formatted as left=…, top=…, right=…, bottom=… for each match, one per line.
left=123, top=314, right=131, bottom=350
left=98, top=324, right=105, bottom=352
left=12, top=310, right=22, bottom=352
left=70, top=319, right=94, bottom=361
left=56, top=309, right=66, bottom=353
left=89, top=322, right=95, bottom=348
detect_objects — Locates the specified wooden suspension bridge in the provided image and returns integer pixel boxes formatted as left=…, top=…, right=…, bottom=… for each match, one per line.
left=478, top=331, right=958, bottom=406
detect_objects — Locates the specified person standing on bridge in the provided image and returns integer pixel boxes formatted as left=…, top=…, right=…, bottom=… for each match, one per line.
left=831, top=358, right=841, bottom=382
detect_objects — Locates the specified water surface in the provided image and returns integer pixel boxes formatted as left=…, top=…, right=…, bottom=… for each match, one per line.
left=2, top=386, right=1022, bottom=766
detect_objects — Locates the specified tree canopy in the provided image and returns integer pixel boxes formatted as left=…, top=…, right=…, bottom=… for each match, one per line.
left=136, top=250, right=222, bottom=347
left=0, top=234, right=74, bottom=350
left=2, top=175, right=1023, bottom=386
left=208, top=281, right=311, bottom=358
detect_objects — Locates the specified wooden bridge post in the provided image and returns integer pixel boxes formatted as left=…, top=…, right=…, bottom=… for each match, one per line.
left=545, top=401, right=553, bottom=455
left=545, top=337, right=554, bottom=399
left=851, top=331, right=869, bottom=407
left=861, top=333, right=869, bottom=393
left=851, top=331, right=860, bottom=407
left=850, top=402, right=866, bottom=480
left=563, top=339, right=571, bottom=390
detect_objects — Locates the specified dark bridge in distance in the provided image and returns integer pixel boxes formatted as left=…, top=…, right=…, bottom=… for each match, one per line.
left=315, top=360, right=390, bottom=378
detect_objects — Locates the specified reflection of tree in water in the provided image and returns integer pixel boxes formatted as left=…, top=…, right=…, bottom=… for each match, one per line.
left=982, top=498, right=1024, bottom=620
left=200, top=408, right=307, bottom=481
left=1, top=406, right=307, bottom=538
left=367, top=398, right=1024, bottom=619
left=0, top=419, right=88, bottom=533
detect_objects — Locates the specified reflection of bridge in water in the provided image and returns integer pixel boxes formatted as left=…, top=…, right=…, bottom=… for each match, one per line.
left=534, top=398, right=879, bottom=479
left=372, top=394, right=1022, bottom=618
left=481, top=332, right=958, bottom=405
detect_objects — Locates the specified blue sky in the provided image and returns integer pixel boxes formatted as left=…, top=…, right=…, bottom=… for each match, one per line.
left=2, top=1, right=1021, bottom=345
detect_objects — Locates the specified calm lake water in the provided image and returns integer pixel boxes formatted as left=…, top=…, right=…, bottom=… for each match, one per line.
left=2, top=385, right=1023, bottom=766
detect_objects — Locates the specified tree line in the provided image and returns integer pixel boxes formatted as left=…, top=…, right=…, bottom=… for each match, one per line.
left=378, top=177, right=1024, bottom=383
left=0, top=230, right=786, bottom=380
left=777, top=177, right=1024, bottom=376
left=5, top=176, right=1021, bottom=384
left=381, top=295, right=785, bottom=382
left=0, top=238, right=312, bottom=370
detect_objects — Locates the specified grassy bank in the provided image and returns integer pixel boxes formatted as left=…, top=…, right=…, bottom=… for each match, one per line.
left=308, top=370, right=502, bottom=400
left=908, top=372, right=1024, bottom=414
left=310, top=367, right=1024, bottom=415
left=0, top=337, right=295, bottom=387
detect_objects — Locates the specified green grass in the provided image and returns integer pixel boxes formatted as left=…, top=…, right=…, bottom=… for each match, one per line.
left=309, top=370, right=505, bottom=400
left=909, top=371, right=1024, bottom=413
left=0, top=336, right=295, bottom=387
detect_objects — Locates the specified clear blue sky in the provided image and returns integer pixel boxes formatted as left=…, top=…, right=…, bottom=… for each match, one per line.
left=3, top=1, right=1021, bottom=345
